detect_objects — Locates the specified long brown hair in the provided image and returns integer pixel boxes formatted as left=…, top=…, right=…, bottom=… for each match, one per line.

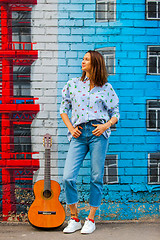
left=81, top=50, right=108, bottom=86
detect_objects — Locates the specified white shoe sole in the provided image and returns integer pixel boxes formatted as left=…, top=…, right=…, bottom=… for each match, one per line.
left=63, top=225, right=82, bottom=233
left=81, top=226, right=96, bottom=234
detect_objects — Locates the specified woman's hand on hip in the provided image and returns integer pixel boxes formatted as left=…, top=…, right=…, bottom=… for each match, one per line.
left=92, top=123, right=108, bottom=136
left=70, top=126, right=83, bottom=138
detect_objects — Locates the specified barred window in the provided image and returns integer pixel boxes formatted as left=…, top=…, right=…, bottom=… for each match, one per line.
left=103, top=155, right=118, bottom=184
left=14, top=125, right=31, bottom=154
left=12, top=11, right=31, bottom=27
left=147, top=46, right=160, bottom=75
left=146, top=0, right=160, bottom=20
left=96, top=47, right=115, bottom=75
left=147, top=100, right=160, bottom=131
left=12, top=11, right=31, bottom=50
left=148, top=153, right=160, bottom=184
left=13, top=66, right=31, bottom=97
left=96, top=0, right=116, bottom=22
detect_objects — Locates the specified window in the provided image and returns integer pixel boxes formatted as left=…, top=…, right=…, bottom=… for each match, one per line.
left=14, top=124, right=31, bottom=154
left=96, top=47, right=115, bottom=75
left=12, top=11, right=31, bottom=50
left=147, top=46, right=160, bottom=75
left=12, top=11, right=31, bottom=27
left=148, top=153, right=160, bottom=184
left=13, top=66, right=31, bottom=97
left=146, top=0, right=160, bottom=20
left=147, top=100, right=160, bottom=131
left=96, top=0, right=116, bottom=22
left=103, top=154, right=118, bottom=184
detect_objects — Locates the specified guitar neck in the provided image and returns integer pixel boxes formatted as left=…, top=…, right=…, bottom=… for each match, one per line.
left=44, top=149, right=51, bottom=191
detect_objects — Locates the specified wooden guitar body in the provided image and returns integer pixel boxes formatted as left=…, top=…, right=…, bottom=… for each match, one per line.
left=28, top=179, right=65, bottom=228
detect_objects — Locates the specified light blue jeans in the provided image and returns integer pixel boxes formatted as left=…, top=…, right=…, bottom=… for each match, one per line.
left=63, top=120, right=109, bottom=207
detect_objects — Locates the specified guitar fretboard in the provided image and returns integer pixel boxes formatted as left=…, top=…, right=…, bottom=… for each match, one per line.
left=44, top=149, right=51, bottom=192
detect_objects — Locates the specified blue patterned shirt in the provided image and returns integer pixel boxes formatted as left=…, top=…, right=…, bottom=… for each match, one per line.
left=60, top=77, right=120, bottom=141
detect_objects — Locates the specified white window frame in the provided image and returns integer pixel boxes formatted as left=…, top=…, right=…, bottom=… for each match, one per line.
left=96, top=0, right=116, bottom=22
left=148, top=153, right=160, bottom=184
left=96, top=47, right=116, bottom=75
left=147, top=100, right=160, bottom=131
left=103, top=154, right=118, bottom=184
left=147, top=46, right=160, bottom=75
left=146, top=0, right=160, bottom=20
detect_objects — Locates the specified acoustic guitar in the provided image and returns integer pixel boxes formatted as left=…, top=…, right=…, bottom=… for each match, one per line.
left=28, top=133, right=65, bottom=228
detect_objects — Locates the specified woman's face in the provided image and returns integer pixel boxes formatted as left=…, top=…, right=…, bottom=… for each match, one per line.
left=82, top=52, right=92, bottom=73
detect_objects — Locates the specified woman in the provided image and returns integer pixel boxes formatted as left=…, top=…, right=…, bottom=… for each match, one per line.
left=60, top=50, right=120, bottom=234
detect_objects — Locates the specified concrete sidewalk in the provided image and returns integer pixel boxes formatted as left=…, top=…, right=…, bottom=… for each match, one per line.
left=0, top=221, right=160, bottom=240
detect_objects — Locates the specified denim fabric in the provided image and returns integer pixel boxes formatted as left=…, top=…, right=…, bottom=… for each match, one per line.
left=63, top=120, right=109, bottom=207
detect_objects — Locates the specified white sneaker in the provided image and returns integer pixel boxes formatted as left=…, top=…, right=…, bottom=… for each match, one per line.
left=63, top=218, right=82, bottom=233
left=81, top=218, right=96, bottom=234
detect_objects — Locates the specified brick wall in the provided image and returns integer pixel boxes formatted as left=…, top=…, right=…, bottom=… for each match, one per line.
left=0, top=0, right=59, bottom=221
left=31, top=0, right=59, bottom=182
left=0, top=0, right=160, bottom=222
left=58, top=0, right=160, bottom=220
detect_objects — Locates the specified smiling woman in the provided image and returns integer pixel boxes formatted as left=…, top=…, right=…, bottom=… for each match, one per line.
left=60, top=50, right=120, bottom=234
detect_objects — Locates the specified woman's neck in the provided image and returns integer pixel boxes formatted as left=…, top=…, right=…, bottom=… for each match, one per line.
left=86, top=72, right=90, bottom=79
left=85, top=72, right=94, bottom=88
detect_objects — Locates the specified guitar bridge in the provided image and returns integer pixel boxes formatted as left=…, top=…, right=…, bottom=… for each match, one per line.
left=38, top=211, right=56, bottom=215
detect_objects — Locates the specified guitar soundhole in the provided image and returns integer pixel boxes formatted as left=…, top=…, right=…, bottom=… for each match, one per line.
left=43, top=190, right=52, bottom=198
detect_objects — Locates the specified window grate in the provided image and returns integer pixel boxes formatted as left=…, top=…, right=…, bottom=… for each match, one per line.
left=103, top=154, right=118, bottom=184
left=146, top=0, right=160, bottom=20
left=148, top=153, right=160, bottom=184
left=96, top=0, right=116, bottom=22
left=147, top=46, right=160, bottom=75
left=147, top=100, right=160, bottom=131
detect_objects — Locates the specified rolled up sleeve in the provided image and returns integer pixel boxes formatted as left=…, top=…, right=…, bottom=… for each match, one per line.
left=106, top=84, right=120, bottom=122
left=60, top=82, right=72, bottom=115
left=108, top=102, right=120, bottom=122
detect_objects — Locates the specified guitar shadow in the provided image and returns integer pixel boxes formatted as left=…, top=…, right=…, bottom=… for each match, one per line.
left=29, top=222, right=65, bottom=232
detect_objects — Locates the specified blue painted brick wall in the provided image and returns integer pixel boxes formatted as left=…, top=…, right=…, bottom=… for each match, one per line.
left=58, top=0, right=160, bottom=220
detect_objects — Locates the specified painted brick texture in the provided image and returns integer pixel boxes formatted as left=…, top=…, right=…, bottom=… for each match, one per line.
left=0, top=0, right=159, bottom=222
left=58, top=0, right=160, bottom=220
left=32, top=0, right=59, bottom=183
left=0, top=0, right=59, bottom=221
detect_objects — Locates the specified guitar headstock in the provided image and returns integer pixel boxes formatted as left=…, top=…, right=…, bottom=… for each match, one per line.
left=43, top=133, right=52, bottom=149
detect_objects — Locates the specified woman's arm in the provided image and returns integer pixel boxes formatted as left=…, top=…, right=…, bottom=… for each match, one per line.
left=92, top=116, right=118, bottom=137
left=106, top=116, right=118, bottom=128
left=60, top=113, right=82, bottom=138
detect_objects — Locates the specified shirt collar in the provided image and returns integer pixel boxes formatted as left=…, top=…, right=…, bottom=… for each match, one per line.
left=84, top=76, right=89, bottom=81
